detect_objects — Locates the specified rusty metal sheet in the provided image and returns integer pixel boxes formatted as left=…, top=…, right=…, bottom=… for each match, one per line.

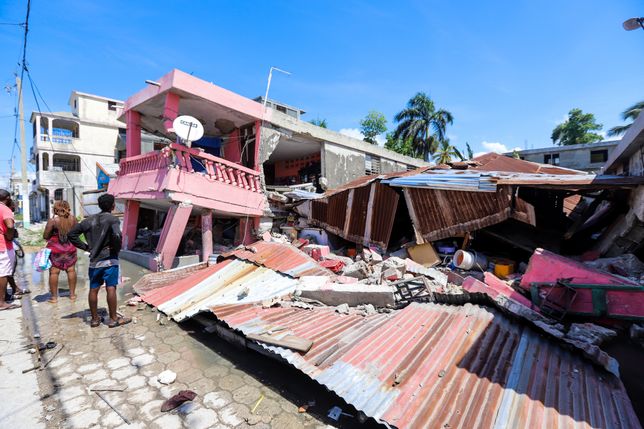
left=210, top=302, right=640, bottom=429
left=326, top=190, right=348, bottom=231
left=406, top=187, right=513, bottom=241
left=225, top=240, right=333, bottom=278
left=346, top=184, right=371, bottom=240
left=472, top=152, right=585, bottom=175
left=369, top=182, right=399, bottom=248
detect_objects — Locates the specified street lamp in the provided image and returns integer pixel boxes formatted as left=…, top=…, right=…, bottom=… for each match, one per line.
left=623, top=17, right=644, bottom=31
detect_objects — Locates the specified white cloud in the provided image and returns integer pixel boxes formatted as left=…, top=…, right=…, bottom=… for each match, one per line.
left=339, top=128, right=364, bottom=140
left=339, top=128, right=385, bottom=146
left=478, top=141, right=522, bottom=155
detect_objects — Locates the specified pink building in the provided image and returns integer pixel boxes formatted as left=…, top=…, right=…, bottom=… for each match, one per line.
left=109, top=69, right=425, bottom=271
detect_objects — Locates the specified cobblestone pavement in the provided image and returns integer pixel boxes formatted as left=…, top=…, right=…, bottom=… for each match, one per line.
left=13, top=253, right=370, bottom=429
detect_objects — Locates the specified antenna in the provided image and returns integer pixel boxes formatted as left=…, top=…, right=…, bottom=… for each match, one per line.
left=172, top=115, right=204, bottom=148
left=263, top=67, right=292, bottom=109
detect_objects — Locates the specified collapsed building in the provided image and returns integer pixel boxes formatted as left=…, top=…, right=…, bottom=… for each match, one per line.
left=108, top=69, right=425, bottom=271
left=116, top=72, right=644, bottom=427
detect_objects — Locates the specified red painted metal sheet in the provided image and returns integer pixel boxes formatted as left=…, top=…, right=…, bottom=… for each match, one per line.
left=141, top=260, right=233, bottom=306
left=225, top=240, right=333, bottom=278
left=210, top=302, right=640, bottom=429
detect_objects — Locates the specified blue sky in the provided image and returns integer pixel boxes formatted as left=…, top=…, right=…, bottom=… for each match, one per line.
left=0, top=0, right=642, bottom=175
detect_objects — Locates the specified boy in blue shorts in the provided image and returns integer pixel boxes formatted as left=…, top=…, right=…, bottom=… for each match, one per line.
left=69, top=194, right=131, bottom=328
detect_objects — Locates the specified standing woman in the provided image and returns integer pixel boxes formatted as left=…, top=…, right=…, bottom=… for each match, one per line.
left=43, top=200, right=78, bottom=303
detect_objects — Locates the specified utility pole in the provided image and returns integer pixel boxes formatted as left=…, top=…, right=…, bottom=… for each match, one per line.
left=16, top=76, right=30, bottom=227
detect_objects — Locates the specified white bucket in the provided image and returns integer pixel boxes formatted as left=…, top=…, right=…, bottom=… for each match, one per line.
left=454, top=250, right=488, bottom=271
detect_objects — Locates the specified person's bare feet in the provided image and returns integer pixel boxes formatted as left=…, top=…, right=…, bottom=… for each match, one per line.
left=69, top=294, right=77, bottom=301
left=47, top=296, right=58, bottom=304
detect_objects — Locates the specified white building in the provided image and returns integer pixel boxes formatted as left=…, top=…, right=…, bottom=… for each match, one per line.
left=30, top=91, right=125, bottom=221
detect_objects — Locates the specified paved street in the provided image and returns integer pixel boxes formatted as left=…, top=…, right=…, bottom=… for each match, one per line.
left=0, top=252, right=348, bottom=428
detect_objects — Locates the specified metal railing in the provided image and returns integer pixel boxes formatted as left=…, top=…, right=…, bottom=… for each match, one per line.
left=117, top=143, right=262, bottom=193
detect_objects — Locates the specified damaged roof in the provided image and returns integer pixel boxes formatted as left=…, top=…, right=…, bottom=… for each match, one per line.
left=141, top=259, right=300, bottom=321
left=222, top=240, right=333, bottom=278
left=210, top=302, right=640, bottom=429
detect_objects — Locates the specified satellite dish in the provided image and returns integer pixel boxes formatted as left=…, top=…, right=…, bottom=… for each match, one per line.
left=172, top=115, right=204, bottom=146
left=623, top=17, right=644, bottom=31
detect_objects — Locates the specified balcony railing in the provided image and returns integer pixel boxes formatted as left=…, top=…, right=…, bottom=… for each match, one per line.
left=39, top=134, right=73, bottom=144
left=118, top=143, right=262, bottom=193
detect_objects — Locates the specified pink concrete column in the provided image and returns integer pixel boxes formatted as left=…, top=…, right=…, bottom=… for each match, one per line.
left=201, top=209, right=213, bottom=262
left=122, top=200, right=140, bottom=250
left=163, top=92, right=180, bottom=132
left=155, top=203, right=192, bottom=270
left=126, top=110, right=141, bottom=157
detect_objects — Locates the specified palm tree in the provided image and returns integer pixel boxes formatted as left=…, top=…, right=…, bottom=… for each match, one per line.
left=432, top=140, right=463, bottom=164
left=608, top=100, right=644, bottom=137
left=393, top=92, right=453, bottom=161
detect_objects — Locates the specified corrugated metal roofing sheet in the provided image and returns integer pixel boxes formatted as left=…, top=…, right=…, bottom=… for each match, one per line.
left=210, top=302, right=640, bottom=429
left=404, top=187, right=515, bottom=242
left=224, top=241, right=333, bottom=278
left=385, top=171, right=499, bottom=192
left=141, top=259, right=299, bottom=321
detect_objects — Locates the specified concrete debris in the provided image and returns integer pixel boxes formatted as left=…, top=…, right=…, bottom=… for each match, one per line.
left=341, top=260, right=371, bottom=280
left=630, top=323, right=644, bottom=339
left=158, top=369, right=177, bottom=385
left=267, top=191, right=289, bottom=203
left=356, top=304, right=377, bottom=316
left=298, top=282, right=396, bottom=308
left=335, top=303, right=350, bottom=315
left=565, top=323, right=617, bottom=346
left=584, top=253, right=644, bottom=281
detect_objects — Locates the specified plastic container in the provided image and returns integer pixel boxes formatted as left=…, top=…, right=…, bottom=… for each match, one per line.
left=454, top=250, right=488, bottom=271
left=492, top=259, right=515, bottom=278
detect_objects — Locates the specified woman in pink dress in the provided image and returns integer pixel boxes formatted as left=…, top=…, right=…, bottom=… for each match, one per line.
left=43, top=200, right=78, bottom=303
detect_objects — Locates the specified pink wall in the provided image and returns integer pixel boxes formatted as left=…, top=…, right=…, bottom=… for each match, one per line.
left=222, top=129, right=241, bottom=164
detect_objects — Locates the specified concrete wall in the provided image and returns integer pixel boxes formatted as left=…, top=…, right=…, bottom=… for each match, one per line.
left=627, top=146, right=644, bottom=176
left=517, top=142, right=618, bottom=173
left=322, top=142, right=367, bottom=188
left=72, top=93, right=123, bottom=125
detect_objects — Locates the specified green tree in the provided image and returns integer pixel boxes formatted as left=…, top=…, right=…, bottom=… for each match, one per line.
left=608, top=100, right=644, bottom=137
left=393, top=92, right=453, bottom=161
left=551, top=108, right=603, bottom=146
left=384, top=132, right=420, bottom=158
left=465, top=142, right=474, bottom=159
left=512, top=149, right=521, bottom=159
left=360, top=111, right=387, bottom=144
left=309, top=118, right=328, bottom=128
left=432, top=140, right=464, bottom=164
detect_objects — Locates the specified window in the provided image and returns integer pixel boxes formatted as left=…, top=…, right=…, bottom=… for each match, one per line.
left=54, top=189, right=63, bottom=201
left=590, top=149, right=608, bottom=164
left=42, top=153, right=49, bottom=171
left=365, top=154, right=381, bottom=175
left=108, top=100, right=118, bottom=111
left=52, top=154, right=81, bottom=172
left=275, top=105, right=287, bottom=114
left=544, top=153, right=560, bottom=165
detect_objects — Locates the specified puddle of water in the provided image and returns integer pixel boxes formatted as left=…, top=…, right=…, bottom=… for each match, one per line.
left=16, top=251, right=150, bottom=301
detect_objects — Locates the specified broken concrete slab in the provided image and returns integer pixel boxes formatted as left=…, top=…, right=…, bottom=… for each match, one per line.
left=297, top=282, right=395, bottom=308
left=566, top=323, right=617, bottom=346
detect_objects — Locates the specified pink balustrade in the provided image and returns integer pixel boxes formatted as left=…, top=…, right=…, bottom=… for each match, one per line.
left=117, top=143, right=262, bottom=193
